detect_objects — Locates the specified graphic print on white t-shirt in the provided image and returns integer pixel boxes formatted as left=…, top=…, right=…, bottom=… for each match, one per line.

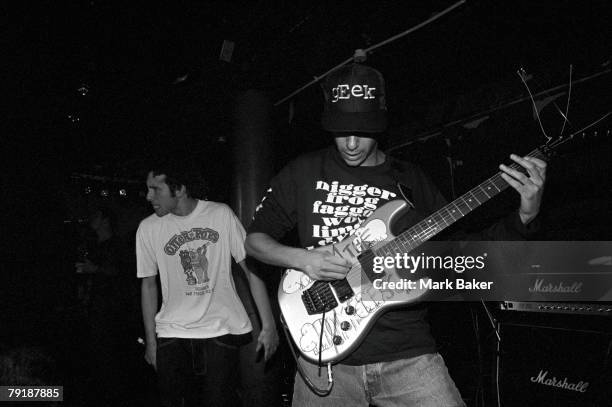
left=163, top=227, right=219, bottom=294
left=179, top=242, right=211, bottom=286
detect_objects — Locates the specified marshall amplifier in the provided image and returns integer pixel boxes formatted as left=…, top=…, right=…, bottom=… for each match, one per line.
left=496, top=317, right=612, bottom=407
left=500, top=301, right=612, bottom=316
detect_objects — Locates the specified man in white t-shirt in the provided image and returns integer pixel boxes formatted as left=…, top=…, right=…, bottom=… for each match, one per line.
left=137, top=162, right=278, bottom=407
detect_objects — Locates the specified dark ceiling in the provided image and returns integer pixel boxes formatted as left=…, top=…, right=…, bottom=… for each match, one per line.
left=3, top=0, right=611, bottom=262
left=7, top=0, right=611, bottom=175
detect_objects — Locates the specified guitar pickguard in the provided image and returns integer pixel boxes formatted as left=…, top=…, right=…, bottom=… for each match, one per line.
left=282, top=269, right=313, bottom=294
left=278, top=200, right=419, bottom=364
left=352, top=218, right=388, bottom=251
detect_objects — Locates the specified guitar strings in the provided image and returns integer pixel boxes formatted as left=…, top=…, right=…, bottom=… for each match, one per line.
left=337, top=113, right=610, bottom=290
left=343, top=147, right=547, bottom=281
left=520, top=66, right=577, bottom=137
left=357, top=153, right=538, bottom=262
left=517, top=69, right=552, bottom=144
left=311, top=115, right=611, bottom=363
left=346, top=112, right=609, bottom=273
left=560, top=65, right=573, bottom=135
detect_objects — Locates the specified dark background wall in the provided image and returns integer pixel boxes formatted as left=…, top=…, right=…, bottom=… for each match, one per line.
left=2, top=1, right=610, bottom=405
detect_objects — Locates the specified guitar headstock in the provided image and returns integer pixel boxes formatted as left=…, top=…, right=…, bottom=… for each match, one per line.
left=535, top=112, right=611, bottom=160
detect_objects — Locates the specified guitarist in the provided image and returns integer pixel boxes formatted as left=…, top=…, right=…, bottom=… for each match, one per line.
left=245, top=63, right=546, bottom=406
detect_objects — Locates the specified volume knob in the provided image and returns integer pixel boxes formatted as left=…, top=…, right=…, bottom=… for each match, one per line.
left=340, top=321, right=351, bottom=331
left=333, top=336, right=343, bottom=345
left=345, top=306, right=355, bottom=315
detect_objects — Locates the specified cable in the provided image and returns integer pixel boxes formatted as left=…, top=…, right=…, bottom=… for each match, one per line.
left=318, top=311, right=325, bottom=375
left=480, top=300, right=500, bottom=342
left=280, top=314, right=334, bottom=397
left=495, top=322, right=501, bottom=407
left=361, top=0, right=466, bottom=56
left=387, top=68, right=610, bottom=151
left=478, top=301, right=502, bottom=407
left=274, top=0, right=467, bottom=106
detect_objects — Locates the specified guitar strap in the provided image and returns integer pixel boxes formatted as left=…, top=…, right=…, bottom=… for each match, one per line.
left=390, top=158, right=415, bottom=208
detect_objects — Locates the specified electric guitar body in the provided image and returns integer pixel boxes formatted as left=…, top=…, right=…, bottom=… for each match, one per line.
left=278, top=200, right=430, bottom=364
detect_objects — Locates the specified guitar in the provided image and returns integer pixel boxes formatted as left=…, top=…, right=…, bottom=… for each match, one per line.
left=278, top=122, right=609, bottom=364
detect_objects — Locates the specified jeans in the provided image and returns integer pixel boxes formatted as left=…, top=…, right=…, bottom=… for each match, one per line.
left=156, top=336, right=242, bottom=407
left=292, top=353, right=465, bottom=407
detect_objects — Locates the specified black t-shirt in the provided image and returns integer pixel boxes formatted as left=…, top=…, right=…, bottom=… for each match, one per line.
left=249, top=146, right=533, bottom=364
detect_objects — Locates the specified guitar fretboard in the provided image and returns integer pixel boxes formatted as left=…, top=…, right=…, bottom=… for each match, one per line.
left=373, top=148, right=548, bottom=257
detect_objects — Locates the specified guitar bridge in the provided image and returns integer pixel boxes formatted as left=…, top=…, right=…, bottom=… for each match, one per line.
left=301, top=281, right=338, bottom=315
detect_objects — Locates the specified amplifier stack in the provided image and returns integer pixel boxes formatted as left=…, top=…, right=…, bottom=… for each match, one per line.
left=493, top=301, right=611, bottom=406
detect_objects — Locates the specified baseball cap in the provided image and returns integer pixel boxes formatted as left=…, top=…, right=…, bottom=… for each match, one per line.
left=321, top=63, right=388, bottom=133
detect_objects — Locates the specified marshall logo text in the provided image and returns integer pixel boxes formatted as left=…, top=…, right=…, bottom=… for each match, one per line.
left=528, top=278, right=583, bottom=294
left=530, top=370, right=589, bottom=393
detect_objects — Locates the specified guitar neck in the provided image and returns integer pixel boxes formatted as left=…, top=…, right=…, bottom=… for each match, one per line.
left=374, top=147, right=547, bottom=257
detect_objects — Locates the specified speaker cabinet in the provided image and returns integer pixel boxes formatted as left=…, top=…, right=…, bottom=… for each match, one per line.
left=497, top=321, right=611, bottom=407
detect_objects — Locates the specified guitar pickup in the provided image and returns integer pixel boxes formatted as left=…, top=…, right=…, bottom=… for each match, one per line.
left=358, top=249, right=386, bottom=281
left=301, top=281, right=338, bottom=315
left=331, top=279, right=354, bottom=302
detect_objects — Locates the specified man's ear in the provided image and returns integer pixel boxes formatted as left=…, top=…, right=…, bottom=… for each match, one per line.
left=175, top=184, right=188, bottom=198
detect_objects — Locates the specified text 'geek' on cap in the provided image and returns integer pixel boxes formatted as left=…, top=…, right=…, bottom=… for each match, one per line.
left=321, top=63, right=388, bottom=133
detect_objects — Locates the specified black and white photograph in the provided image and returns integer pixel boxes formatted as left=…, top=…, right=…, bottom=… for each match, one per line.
left=3, top=1, right=611, bottom=406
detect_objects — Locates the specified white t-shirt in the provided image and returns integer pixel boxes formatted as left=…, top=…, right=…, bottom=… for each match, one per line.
left=136, top=200, right=252, bottom=338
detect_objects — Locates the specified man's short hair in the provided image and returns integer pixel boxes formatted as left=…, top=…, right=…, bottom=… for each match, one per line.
left=149, top=159, right=207, bottom=199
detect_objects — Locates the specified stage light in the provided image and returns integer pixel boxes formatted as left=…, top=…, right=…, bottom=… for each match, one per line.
left=77, top=83, right=89, bottom=96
